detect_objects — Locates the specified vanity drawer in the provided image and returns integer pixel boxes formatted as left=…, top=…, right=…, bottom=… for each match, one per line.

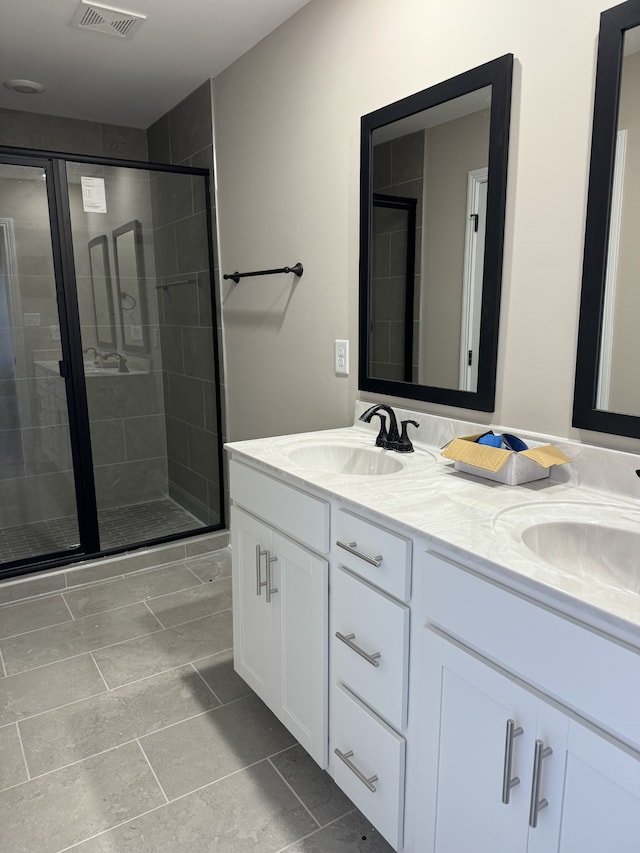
left=230, top=459, right=329, bottom=553
left=331, top=682, right=405, bottom=851
left=335, top=509, right=411, bottom=601
left=332, top=566, right=409, bottom=730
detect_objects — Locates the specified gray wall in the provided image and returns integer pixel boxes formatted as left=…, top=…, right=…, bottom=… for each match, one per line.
left=0, top=107, right=147, bottom=160
left=147, top=80, right=224, bottom=526
left=421, top=109, right=490, bottom=388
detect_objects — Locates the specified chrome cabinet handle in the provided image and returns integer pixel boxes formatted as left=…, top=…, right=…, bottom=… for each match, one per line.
left=335, top=631, right=381, bottom=667
left=529, top=739, right=553, bottom=828
left=334, top=748, right=378, bottom=792
left=265, top=551, right=278, bottom=603
left=255, top=545, right=267, bottom=595
left=336, top=540, right=383, bottom=567
left=501, top=719, right=523, bottom=804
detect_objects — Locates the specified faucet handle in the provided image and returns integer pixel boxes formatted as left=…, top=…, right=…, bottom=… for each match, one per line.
left=397, top=419, right=419, bottom=453
left=370, top=412, right=389, bottom=447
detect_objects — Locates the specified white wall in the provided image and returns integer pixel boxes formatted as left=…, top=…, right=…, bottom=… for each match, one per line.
left=214, top=0, right=640, bottom=452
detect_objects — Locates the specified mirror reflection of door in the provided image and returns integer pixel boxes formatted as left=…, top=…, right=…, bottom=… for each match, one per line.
left=460, top=168, right=488, bottom=392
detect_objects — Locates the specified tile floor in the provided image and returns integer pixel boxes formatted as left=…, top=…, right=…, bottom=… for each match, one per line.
left=0, top=546, right=393, bottom=852
left=0, top=499, right=207, bottom=564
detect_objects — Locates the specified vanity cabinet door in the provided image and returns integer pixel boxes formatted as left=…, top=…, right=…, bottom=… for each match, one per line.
left=421, top=630, right=532, bottom=853
left=231, top=507, right=275, bottom=701
left=271, top=534, right=328, bottom=767
left=537, top=719, right=640, bottom=853
left=231, top=505, right=329, bottom=768
left=420, top=629, right=640, bottom=853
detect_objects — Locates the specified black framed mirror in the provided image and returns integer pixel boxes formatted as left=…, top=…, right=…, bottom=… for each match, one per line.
left=88, top=234, right=116, bottom=350
left=573, top=0, right=640, bottom=438
left=112, top=219, right=149, bottom=354
left=359, top=54, right=513, bottom=411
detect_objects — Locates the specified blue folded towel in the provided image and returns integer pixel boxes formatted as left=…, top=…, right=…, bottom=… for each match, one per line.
left=477, top=434, right=503, bottom=448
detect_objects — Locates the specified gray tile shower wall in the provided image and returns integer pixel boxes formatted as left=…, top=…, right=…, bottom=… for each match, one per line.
left=0, top=107, right=148, bottom=160
left=147, top=80, right=225, bottom=527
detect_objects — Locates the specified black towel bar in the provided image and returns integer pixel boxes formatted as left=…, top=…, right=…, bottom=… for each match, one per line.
left=223, top=262, right=303, bottom=284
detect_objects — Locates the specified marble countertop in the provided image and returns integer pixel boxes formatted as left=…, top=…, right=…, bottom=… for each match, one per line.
left=226, top=408, right=640, bottom=651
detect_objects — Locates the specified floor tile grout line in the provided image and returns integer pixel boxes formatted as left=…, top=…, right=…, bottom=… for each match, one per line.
left=188, top=662, right=224, bottom=705
left=0, top=646, right=6, bottom=678
left=4, top=654, right=238, bottom=728
left=268, top=755, right=322, bottom=829
left=0, top=544, right=229, bottom=608
left=0, top=614, right=77, bottom=643
left=2, top=709, right=287, bottom=798
left=136, top=738, right=170, bottom=804
left=1, top=609, right=232, bottom=678
left=54, top=801, right=170, bottom=853
left=14, top=720, right=31, bottom=781
left=53, top=753, right=286, bottom=853
left=0, top=588, right=70, bottom=612
left=103, top=645, right=235, bottom=691
left=57, top=577, right=208, bottom=623
left=89, top=650, right=112, bottom=693
left=185, top=565, right=207, bottom=585
left=275, top=808, right=359, bottom=853
left=0, top=644, right=236, bottom=719
left=0, top=600, right=159, bottom=643
left=143, top=598, right=165, bottom=629
left=60, top=594, right=76, bottom=621
left=14, top=689, right=249, bottom=780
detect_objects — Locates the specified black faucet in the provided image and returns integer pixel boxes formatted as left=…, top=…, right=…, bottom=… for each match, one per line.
left=102, top=352, right=130, bottom=373
left=359, top=405, right=419, bottom=453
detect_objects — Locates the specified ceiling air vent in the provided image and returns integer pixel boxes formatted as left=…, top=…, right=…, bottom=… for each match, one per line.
left=70, top=1, right=146, bottom=40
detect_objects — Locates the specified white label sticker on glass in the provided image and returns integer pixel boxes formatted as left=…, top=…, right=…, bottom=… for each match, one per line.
left=81, top=177, right=107, bottom=213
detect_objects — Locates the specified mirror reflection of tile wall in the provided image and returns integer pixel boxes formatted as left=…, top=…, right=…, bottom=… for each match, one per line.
left=371, top=130, right=424, bottom=382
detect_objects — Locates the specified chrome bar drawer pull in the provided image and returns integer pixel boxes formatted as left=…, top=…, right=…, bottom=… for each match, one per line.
left=335, top=631, right=381, bottom=667
left=255, top=545, right=267, bottom=595
left=336, top=540, right=383, bottom=568
left=501, top=719, right=523, bottom=804
left=265, top=551, right=278, bottom=603
left=334, top=748, right=378, bottom=792
left=529, top=739, right=553, bottom=828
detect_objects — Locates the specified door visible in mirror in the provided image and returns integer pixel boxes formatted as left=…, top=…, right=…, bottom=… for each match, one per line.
left=573, top=0, right=640, bottom=437
left=359, top=55, right=513, bottom=412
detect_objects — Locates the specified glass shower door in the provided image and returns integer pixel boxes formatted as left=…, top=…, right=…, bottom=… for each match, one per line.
left=0, top=161, right=81, bottom=564
left=66, top=160, right=222, bottom=552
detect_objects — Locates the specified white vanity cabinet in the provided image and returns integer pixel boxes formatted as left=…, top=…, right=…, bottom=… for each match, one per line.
left=229, top=459, right=330, bottom=766
left=227, top=440, right=640, bottom=853
left=412, top=549, right=640, bottom=853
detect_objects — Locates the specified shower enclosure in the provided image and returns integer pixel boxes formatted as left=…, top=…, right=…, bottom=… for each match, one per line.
left=0, top=150, right=224, bottom=578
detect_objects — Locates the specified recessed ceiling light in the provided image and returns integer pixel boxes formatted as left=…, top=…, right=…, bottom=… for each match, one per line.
left=3, top=79, right=45, bottom=95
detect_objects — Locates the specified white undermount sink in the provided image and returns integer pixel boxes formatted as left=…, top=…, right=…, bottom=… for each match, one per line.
left=287, top=443, right=405, bottom=475
left=494, top=501, right=640, bottom=595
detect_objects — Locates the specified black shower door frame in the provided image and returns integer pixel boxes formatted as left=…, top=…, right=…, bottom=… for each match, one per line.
left=0, top=146, right=225, bottom=580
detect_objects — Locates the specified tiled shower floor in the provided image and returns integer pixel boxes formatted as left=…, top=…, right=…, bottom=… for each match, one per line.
left=0, top=546, right=392, bottom=852
left=0, top=498, right=206, bottom=564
